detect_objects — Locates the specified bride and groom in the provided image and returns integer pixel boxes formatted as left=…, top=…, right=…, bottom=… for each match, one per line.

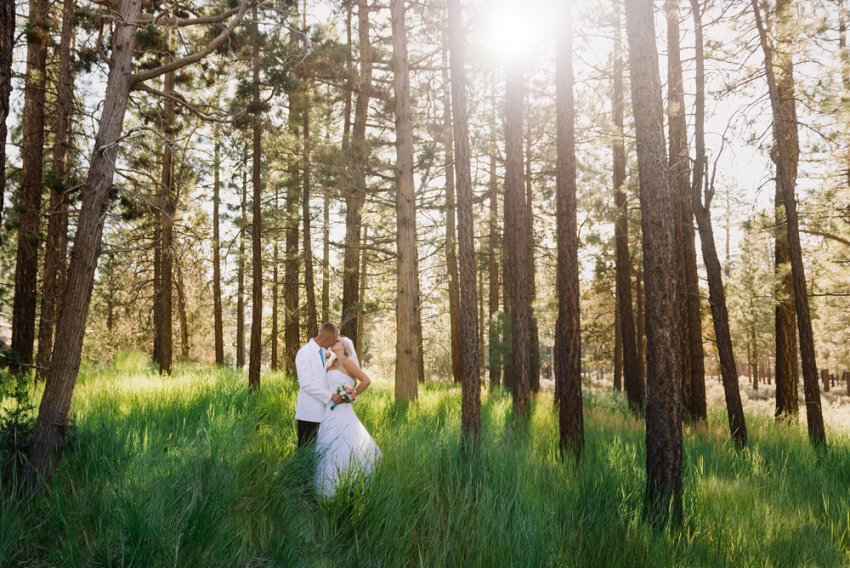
left=294, top=322, right=382, bottom=498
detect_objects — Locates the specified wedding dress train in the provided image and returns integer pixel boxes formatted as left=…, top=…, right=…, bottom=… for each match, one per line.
left=315, top=369, right=382, bottom=498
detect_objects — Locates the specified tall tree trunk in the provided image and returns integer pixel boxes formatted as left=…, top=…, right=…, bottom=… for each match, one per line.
left=691, top=0, right=747, bottom=447
left=175, top=253, right=190, bottom=360
left=284, top=110, right=301, bottom=376
left=356, top=225, right=367, bottom=357
left=249, top=3, right=263, bottom=392
left=502, top=241, right=514, bottom=390
left=0, top=0, right=13, bottom=226
left=488, top=79, right=501, bottom=388
left=772, top=0, right=800, bottom=422
left=525, top=127, right=540, bottom=393
left=391, top=0, right=418, bottom=403
left=154, top=61, right=175, bottom=376
left=613, top=0, right=642, bottom=408
left=303, top=87, right=319, bottom=339
left=12, top=0, right=51, bottom=371
left=36, top=0, right=75, bottom=382
left=322, top=188, right=330, bottom=323
left=666, top=0, right=692, bottom=418
left=555, top=1, right=584, bottom=460
left=635, top=264, right=646, bottom=392
left=442, top=24, right=462, bottom=385
left=448, top=0, right=481, bottom=443
left=27, top=0, right=143, bottom=482
left=272, top=232, right=279, bottom=370
left=415, top=218, right=426, bottom=384
left=614, top=296, right=622, bottom=391
left=237, top=159, right=246, bottom=369
left=752, top=0, right=825, bottom=447
left=341, top=0, right=373, bottom=344
left=213, top=131, right=225, bottom=365
left=624, top=0, right=684, bottom=523
left=505, top=62, right=531, bottom=417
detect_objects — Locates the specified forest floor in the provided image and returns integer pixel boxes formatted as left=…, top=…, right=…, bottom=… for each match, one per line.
left=2, top=353, right=849, bottom=567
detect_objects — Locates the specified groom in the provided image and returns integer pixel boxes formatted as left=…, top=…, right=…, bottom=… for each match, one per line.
left=294, top=322, right=345, bottom=448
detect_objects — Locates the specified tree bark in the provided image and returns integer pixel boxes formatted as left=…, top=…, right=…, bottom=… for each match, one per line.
left=272, top=224, right=279, bottom=371
left=666, top=0, right=692, bottom=418
left=237, top=159, right=247, bottom=369
left=12, top=0, right=51, bottom=371
left=284, top=106, right=300, bottom=377
left=153, top=61, right=175, bottom=376
left=341, top=0, right=373, bottom=344
left=752, top=0, right=825, bottom=447
left=556, top=1, right=584, bottom=460
left=356, top=224, right=367, bottom=357
left=505, top=62, right=531, bottom=417
left=613, top=0, right=642, bottom=408
left=448, top=0, right=481, bottom=443
left=249, top=2, right=263, bottom=392
left=27, top=0, right=143, bottom=482
left=488, top=80, right=501, bottom=388
left=614, top=295, right=622, bottom=391
left=624, top=0, right=684, bottom=522
left=175, top=252, right=190, bottom=360
left=213, top=131, right=225, bottom=365
left=525, top=127, right=540, bottom=393
left=0, top=0, right=13, bottom=226
left=391, top=0, right=419, bottom=403
left=302, top=89, right=319, bottom=339
left=772, top=0, right=800, bottom=422
left=35, top=0, right=75, bottom=381
left=691, top=0, right=747, bottom=447
left=322, top=187, right=330, bottom=324
left=442, top=23, right=462, bottom=385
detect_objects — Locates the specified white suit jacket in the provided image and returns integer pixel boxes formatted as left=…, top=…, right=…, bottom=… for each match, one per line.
left=294, top=339, right=333, bottom=422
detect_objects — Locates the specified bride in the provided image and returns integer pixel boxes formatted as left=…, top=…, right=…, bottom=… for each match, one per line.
left=315, top=336, right=382, bottom=498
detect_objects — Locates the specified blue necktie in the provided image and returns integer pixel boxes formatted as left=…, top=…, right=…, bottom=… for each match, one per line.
left=319, top=348, right=325, bottom=368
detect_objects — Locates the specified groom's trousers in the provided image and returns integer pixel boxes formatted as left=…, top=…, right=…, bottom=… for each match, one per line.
left=297, top=419, right=320, bottom=448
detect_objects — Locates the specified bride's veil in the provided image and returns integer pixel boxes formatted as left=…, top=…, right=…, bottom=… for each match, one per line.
left=342, top=336, right=359, bottom=367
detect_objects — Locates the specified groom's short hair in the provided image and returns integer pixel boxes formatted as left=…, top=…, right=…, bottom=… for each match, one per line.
left=319, top=322, right=339, bottom=337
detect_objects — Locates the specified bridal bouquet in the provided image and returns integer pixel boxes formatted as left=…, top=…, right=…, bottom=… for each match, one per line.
left=331, top=385, right=358, bottom=410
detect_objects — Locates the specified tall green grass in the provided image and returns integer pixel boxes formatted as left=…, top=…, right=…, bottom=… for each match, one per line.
left=2, top=360, right=849, bottom=567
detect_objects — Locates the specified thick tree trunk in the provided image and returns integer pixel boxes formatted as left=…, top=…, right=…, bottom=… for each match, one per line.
left=154, top=63, right=175, bottom=376
left=772, top=0, right=800, bottom=422
left=302, top=93, right=319, bottom=339
left=691, top=0, right=747, bottom=448
left=624, top=0, right=684, bottom=523
left=555, top=2, right=584, bottom=460
left=249, top=4, right=263, bottom=392
left=505, top=63, right=531, bottom=417
left=391, top=0, right=419, bottom=403
left=0, top=0, right=13, bottom=225
left=488, top=84, right=501, bottom=388
left=35, top=0, right=75, bottom=382
left=442, top=27, right=462, bottom=385
left=666, top=0, right=692, bottom=418
left=213, top=132, right=225, bottom=365
left=12, top=0, right=51, bottom=371
left=613, top=0, right=642, bottom=408
left=525, top=129, right=540, bottom=393
left=27, top=0, right=143, bottom=483
left=752, top=0, right=825, bottom=447
left=341, top=0, right=373, bottom=344
left=614, top=298, right=622, bottom=391
left=502, top=242, right=514, bottom=390
left=448, top=0, right=481, bottom=443
left=237, top=162, right=246, bottom=369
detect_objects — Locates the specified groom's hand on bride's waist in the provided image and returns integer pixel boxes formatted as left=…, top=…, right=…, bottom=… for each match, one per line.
left=331, top=393, right=344, bottom=404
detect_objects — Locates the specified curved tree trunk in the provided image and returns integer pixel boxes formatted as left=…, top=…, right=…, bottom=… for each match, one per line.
left=624, top=0, right=684, bottom=523
left=555, top=1, right=584, bottom=461
left=691, top=0, right=747, bottom=447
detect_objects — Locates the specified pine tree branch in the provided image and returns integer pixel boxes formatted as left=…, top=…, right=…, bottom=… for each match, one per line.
left=129, top=0, right=254, bottom=86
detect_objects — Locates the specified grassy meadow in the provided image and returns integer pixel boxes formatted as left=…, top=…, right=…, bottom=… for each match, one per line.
left=2, top=353, right=850, bottom=567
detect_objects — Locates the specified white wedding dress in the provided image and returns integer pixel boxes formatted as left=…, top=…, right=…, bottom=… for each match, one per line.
left=315, top=369, right=382, bottom=498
